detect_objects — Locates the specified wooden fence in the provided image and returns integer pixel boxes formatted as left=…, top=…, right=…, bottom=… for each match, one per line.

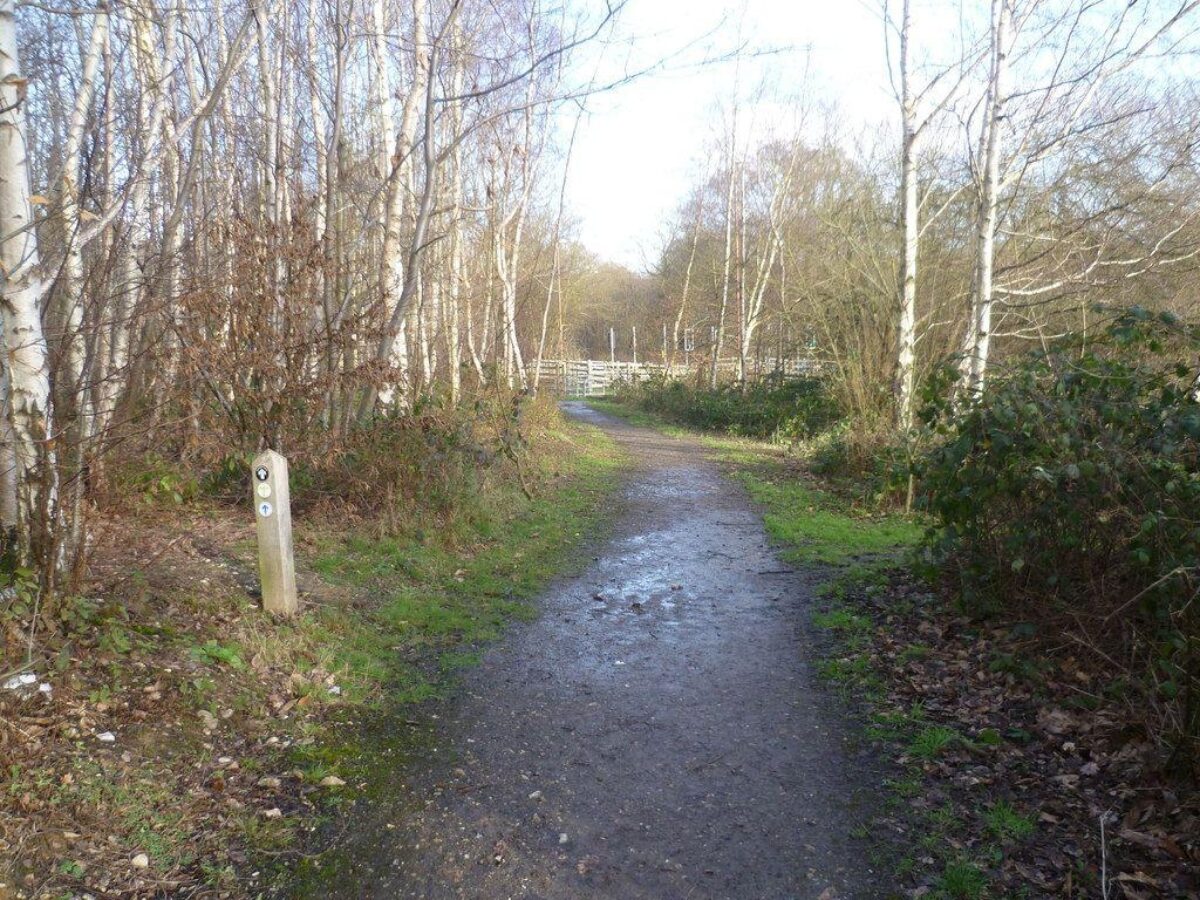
left=534, top=358, right=824, bottom=398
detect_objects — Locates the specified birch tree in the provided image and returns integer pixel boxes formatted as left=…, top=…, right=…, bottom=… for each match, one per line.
left=0, top=0, right=626, bottom=601
left=376, top=0, right=428, bottom=408
left=0, top=0, right=58, bottom=578
left=710, top=139, right=737, bottom=389
left=958, top=0, right=1200, bottom=396
left=887, top=0, right=975, bottom=431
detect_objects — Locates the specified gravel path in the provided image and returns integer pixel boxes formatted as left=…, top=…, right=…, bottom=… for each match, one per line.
left=316, top=403, right=884, bottom=899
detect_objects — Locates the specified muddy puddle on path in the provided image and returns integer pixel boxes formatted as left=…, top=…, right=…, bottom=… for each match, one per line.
left=305, top=403, right=886, bottom=899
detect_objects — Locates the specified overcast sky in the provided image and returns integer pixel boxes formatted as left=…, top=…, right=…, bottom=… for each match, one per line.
left=562, top=0, right=896, bottom=271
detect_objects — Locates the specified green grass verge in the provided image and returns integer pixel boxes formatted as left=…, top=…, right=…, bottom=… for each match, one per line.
left=270, top=417, right=625, bottom=890
left=586, top=398, right=690, bottom=436
left=301, top=430, right=622, bottom=704
left=739, top=473, right=922, bottom=564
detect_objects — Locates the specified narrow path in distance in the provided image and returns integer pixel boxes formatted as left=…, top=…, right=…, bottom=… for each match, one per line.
left=325, top=402, right=884, bottom=899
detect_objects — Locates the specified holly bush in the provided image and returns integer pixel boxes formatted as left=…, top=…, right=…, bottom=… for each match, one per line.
left=917, top=308, right=1200, bottom=765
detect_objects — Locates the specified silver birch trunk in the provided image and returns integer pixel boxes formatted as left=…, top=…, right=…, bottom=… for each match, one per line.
left=961, top=0, right=1012, bottom=398
left=671, top=195, right=703, bottom=373
left=443, top=21, right=464, bottom=401
left=370, top=0, right=396, bottom=213
left=896, top=0, right=919, bottom=433
left=0, top=359, right=16, bottom=532
left=0, top=0, right=59, bottom=572
left=378, top=0, right=429, bottom=406
left=710, top=154, right=737, bottom=389
left=59, top=9, right=108, bottom=410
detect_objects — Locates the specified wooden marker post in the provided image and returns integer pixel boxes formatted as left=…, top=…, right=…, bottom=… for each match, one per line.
left=252, top=450, right=298, bottom=616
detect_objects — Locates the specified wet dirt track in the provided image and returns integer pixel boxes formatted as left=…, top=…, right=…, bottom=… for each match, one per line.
left=322, top=403, right=884, bottom=899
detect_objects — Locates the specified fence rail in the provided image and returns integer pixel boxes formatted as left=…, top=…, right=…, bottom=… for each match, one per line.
left=534, top=358, right=824, bottom=399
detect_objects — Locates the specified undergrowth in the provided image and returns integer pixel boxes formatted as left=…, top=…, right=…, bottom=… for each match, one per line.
left=0, top=397, right=625, bottom=896
left=918, top=307, right=1200, bottom=771
left=610, top=372, right=840, bottom=442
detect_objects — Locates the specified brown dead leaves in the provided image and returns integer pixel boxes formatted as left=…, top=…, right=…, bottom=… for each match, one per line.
left=834, top=568, right=1200, bottom=897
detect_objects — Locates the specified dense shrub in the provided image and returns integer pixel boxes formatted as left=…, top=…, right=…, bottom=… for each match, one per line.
left=917, top=308, right=1200, bottom=765
left=807, top=416, right=905, bottom=481
left=108, top=388, right=549, bottom=538
left=284, top=390, right=548, bottom=534
left=612, top=374, right=841, bottom=443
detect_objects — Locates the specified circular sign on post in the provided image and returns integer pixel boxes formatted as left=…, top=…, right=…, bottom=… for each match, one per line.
left=258, top=501, right=273, bottom=518
left=256, top=483, right=272, bottom=499
left=255, top=466, right=269, bottom=482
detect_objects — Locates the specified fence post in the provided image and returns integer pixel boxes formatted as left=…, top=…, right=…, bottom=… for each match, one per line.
left=252, top=450, right=299, bottom=617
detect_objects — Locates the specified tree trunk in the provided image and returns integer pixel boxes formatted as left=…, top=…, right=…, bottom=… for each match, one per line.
left=0, top=0, right=60, bottom=578
left=671, top=194, right=703, bottom=373
left=378, top=0, right=429, bottom=408
left=58, top=9, right=108, bottom=411
left=896, top=0, right=919, bottom=433
left=0, top=357, right=18, bottom=536
left=961, top=0, right=1011, bottom=398
left=711, top=154, right=737, bottom=389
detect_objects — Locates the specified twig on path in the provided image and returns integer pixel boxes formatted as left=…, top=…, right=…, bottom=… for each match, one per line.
left=686, top=753, right=727, bottom=772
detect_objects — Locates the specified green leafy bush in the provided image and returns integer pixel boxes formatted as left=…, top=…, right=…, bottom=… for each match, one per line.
left=113, top=454, right=201, bottom=506
left=917, top=308, right=1200, bottom=766
left=806, top=417, right=913, bottom=493
left=192, top=640, right=245, bottom=670
left=612, top=373, right=840, bottom=443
